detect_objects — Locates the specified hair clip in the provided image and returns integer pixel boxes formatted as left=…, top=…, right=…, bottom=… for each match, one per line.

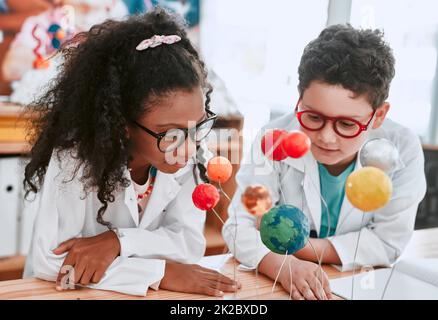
left=136, top=34, right=181, bottom=51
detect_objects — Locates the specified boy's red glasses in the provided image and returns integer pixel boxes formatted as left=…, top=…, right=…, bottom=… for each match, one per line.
left=294, top=100, right=376, bottom=139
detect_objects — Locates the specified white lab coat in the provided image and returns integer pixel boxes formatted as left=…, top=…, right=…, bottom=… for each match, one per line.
left=23, top=146, right=211, bottom=296
left=223, top=113, right=427, bottom=272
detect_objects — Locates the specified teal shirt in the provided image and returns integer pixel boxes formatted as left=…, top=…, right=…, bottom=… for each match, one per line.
left=318, top=161, right=356, bottom=238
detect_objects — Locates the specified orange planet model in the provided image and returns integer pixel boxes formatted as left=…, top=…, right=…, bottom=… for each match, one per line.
left=241, top=185, right=273, bottom=216
left=207, top=156, right=233, bottom=184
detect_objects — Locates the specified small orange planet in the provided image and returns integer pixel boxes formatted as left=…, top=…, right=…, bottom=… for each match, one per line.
left=207, top=156, right=233, bottom=184
left=241, top=185, right=273, bottom=216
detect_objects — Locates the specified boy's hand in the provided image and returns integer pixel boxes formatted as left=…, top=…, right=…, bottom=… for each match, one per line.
left=259, top=252, right=332, bottom=300
left=279, top=258, right=332, bottom=300
left=53, top=230, right=121, bottom=289
left=160, top=262, right=241, bottom=297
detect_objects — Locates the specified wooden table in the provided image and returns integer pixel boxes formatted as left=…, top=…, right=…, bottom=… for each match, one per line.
left=0, top=228, right=436, bottom=300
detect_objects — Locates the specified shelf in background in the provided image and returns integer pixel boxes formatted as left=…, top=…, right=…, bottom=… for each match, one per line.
left=0, top=103, right=33, bottom=155
left=0, top=255, right=25, bottom=281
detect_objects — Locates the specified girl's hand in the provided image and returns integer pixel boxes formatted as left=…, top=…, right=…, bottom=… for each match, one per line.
left=160, top=262, right=241, bottom=297
left=53, top=230, right=121, bottom=289
left=279, top=257, right=332, bottom=300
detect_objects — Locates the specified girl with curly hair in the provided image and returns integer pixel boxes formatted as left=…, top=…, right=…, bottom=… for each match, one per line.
left=22, top=7, right=240, bottom=297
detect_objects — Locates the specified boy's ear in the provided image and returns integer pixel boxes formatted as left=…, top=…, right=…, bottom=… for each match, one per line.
left=372, top=102, right=390, bottom=129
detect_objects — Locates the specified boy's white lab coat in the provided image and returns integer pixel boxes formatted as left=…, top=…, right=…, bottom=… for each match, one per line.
left=23, top=147, right=211, bottom=296
left=223, top=113, right=427, bottom=272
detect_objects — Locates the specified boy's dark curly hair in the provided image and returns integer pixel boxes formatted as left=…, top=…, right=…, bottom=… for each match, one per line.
left=298, top=24, right=395, bottom=109
left=23, top=8, right=211, bottom=229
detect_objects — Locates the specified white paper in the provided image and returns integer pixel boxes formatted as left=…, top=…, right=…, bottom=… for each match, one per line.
left=330, top=259, right=438, bottom=300
left=395, top=259, right=438, bottom=287
left=197, top=253, right=233, bottom=272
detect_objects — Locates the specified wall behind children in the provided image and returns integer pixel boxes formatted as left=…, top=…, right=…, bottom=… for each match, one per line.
left=200, top=0, right=438, bottom=149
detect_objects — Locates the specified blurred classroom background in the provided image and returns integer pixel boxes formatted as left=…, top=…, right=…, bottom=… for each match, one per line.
left=0, top=0, right=437, bottom=281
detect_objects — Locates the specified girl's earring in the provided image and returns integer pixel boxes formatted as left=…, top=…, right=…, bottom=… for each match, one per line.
left=127, top=158, right=132, bottom=172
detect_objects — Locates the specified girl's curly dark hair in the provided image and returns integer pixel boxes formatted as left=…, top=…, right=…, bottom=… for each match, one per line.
left=23, top=8, right=211, bottom=229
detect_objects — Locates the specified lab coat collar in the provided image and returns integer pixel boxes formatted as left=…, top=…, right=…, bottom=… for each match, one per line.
left=335, top=146, right=404, bottom=234
left=283, top=146, right=404, bottom=236
left=335, top=158, right=362, bottom=234
left=276, top=116, right=406, bottom=236
left=296, top=153, right=322, bottom=235
left=282, top=151, right=363, bottom=236
left=123, top=167, right=181, bottom=228
left=267, top=115, right=315, bottom=225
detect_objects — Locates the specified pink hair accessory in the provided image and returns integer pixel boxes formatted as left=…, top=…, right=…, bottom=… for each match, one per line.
left=136, top=35, right=181, bottom=51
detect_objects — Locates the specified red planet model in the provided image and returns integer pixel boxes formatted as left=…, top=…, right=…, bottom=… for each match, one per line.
left=281, top=130, right=311, bottom=158
left=192, top=183, right=220, bottom=211
left=261, top=129, right=288, bottom=161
